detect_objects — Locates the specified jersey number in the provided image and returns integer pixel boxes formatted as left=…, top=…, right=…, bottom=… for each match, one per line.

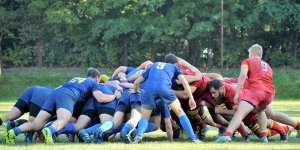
left=261, top=62, right=268, bottom=72
left=156, top=62, right=166, bottom=70
left=69, top=77, right=86, bottom=84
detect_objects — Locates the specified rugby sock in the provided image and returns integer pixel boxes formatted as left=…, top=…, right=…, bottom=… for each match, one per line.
left=122, top=123, right=134, bottom=134
left=179, top=115, right=197, bottom=140
left=237, top=124, right=248, bottom=137
left=137, top=118, right=148, bottom=136
left=260, top=130, right=268, bottom=137
left=145, top=122, right=157, bottom=133
left=48, top=126, right=56, bottom=134
left=86, top=124, right=102, bottom=135
left=111, top=123, right=125, bottom=134
left=99, top=121, right=114, bottom=133
left=13, top=127, right=22, bottom=136
left=268, top=129, right=279, bottom=137
left=269, top=120, right=285, bottom=135
left=56, top=123, right=75, bottom=135
left=294, top=121, right=300, bottom=130
left=223, top=131, right=233, bottom=136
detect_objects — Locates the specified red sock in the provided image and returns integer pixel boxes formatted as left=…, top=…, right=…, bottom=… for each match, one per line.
left=295, top=121, right=300, bottom=130
left=237, top=124, right=248, bottom=137
left=270, top=121, right=285, bottom=135
left=223, top=131, right=233, bottom=136
left=268, top=129, right=279, bottom=137
left=260, top=130, right=268, bottom=137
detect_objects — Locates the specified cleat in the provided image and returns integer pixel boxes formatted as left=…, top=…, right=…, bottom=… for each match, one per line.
left=2, top=122, right=9, bottom=144
left=7, top=129, right=16, bottom=144
left=280, top=134, right=288, bottom=143
left=198, top=127, right=208, bottom=140
left=214, top=136, right=231, bottom=143
left=192, top=138, right=202, bottom=143
left=218, top=128, right=227, bottom=136
left=67, top=133, right=75, bottom=142
left=93, top=128, right=103, bottom=144
left=24, top=131, right=34, bottom=143
left=132, top=135, right=143, bottom=144
left=120, top=130, right=132, bottom=144
left=130, top=130, right=137, bottom=139
left=42, top=128, right=54, bottom=144
left=244, top=135, right=251, bottom=143
left=260, top=136, right=268, bottom=143
left=52, top=133, right=58, bottom=142
left=78, top=129, right=92, bottom=143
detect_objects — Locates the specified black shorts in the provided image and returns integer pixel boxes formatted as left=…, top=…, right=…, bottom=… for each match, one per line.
left=81, top=109, right=98, bottom=119
left=29, top=103, right=41, bottom=117
left=97, top=107, right=115, bottom=116
left=14, top=100, right=29, bottom=114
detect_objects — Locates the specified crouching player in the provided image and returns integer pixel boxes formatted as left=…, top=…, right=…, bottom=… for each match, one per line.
left=131, top=54, right=201, bottom=143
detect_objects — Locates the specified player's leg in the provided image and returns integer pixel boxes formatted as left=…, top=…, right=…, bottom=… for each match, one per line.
left=215, top=101, right=253, bottom=142
left=7, top=110, right=51, bottom=144
left=132, top=106, right=153, bottom=143
left=121, top=102, right=141, bottom=143
left=168, top=99, right=200, bottom=142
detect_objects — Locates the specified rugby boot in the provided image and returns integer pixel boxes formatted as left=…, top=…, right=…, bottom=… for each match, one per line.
left=42, top=128, right=54, bottom=144
left=78, top=129, right=92, bottom=143
left=7, top=129, right=16, bottom=144
left=214, top=136, right=231, bottom=142
left=132, top=135, right=143, bottom=144
left=260, top=136, right=268, bottom=143
left=120, top=130, right=132, bottom=144
left=93, top=128, right=103, bottom=144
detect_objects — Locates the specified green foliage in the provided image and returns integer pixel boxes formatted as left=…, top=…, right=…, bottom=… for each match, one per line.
left=0, top=0, right=299, bottom=68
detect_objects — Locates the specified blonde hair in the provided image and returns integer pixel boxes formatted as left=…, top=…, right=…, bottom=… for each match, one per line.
left=248, top=44, right=263, bottom=57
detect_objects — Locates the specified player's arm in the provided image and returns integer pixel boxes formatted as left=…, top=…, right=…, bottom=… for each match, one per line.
left=176, top=75, right=200, bottom=84
left=133, top=76, right=145, bottom=93
left=173, top=86, right=197, bottom=100
left=137, top=60, right=153, bottom=69
left=119, top=82, right=134, bottom=89
left=111, top=66, right=127, bottom=78
left=205, top=73, right=223, bottom=80
left=215, top=106, right=236, bottom=116
left=177, top=57, right=202, bottom=80
left=178, top=74, right=196, bottom=109
left=105, top=80, right=123, bottom=92
left=126, top=72, right=143, bottom=82
left=164, top=117, right=173, bottom=142
left=234, top=65, right=248, bottom=104
left=92, top=90, right=120, bottom=103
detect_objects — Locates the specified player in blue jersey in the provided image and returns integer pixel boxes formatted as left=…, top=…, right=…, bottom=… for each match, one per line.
left=6, top=68, right=120, bottom=144
left=131, top=54, right=201, bottom=143
left=2, top=86, right=53, bottom=143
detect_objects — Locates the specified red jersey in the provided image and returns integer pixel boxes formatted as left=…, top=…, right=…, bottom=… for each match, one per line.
left=223, top=77, right=250, bottom=89
left=179, top=65, right=196, bottom=76
left=241, top=58, right=274, bottom=94
left=222, top=83, right=244, bottom=110
left=191, top=75, right=215, bottom=106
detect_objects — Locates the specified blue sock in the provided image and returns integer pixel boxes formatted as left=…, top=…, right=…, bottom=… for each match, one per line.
left=99, top=121, right=114, bottom=133
left=121, top=123, right=133, bottom=134
left=136, top=118, right=148, bottom=136
left=56, top=123, right=75, bottom=135
left=111, top=123, right=125, bottom=134
left=86, top=124, right=102, bottom=135
left=179, top=115, right=197, bottom=140
left=13, top=127, right=21, bottom=136
left=144, top=122, right=157, bottom=133
left=47, top=126, right=56, bottom=135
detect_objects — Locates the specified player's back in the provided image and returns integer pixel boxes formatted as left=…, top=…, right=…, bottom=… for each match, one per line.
left=242, top=58, right=274, bottom=93
left=144, top=62, right=182, bottom=90
left=61, top=77, right=98, bottom=101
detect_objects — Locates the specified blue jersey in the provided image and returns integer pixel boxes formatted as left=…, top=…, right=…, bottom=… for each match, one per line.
left=126, top=67, right=144, bottom=80
left=142, top=62, right=182, bottom=89
left=61, top=77, right=99, bottom=102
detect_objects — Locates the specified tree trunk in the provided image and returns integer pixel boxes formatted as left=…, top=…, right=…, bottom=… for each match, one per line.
left=220, top=0, right=224, bottom=75
left=36, top=40, right=44, bottom=67
left=123, top=43, right=128, bottom=66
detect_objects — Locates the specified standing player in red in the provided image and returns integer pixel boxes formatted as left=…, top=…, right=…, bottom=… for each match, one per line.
left=215, top=44, right=284, bottom=143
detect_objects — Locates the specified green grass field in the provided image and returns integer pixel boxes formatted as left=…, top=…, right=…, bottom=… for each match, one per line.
left=0, top=100, right=300, bottom=150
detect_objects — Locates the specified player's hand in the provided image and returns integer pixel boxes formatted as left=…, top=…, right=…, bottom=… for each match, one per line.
left=114, top=90, right=121, bottom=99
left=128, top=89, right=139, bottom=95
left=120, top=76, right=128, bottom=83
left=189, top=99, right=196, bottom=110
left=233, top=95, right=238, bottom=104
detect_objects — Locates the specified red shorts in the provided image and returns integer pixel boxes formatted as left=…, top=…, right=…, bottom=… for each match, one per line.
left=242, top=89, right=274, bottom=109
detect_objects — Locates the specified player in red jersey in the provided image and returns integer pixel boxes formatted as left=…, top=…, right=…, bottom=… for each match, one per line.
left=208, top=79, right=291, bottom=141
left=215, top=44, right=285, bottom=143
